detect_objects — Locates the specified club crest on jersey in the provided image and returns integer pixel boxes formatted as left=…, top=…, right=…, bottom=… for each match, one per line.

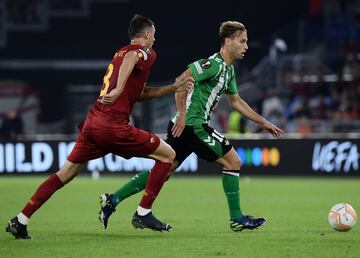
left=201, top=59, right=211, bottom=69
left=142, top=47, right=151, bottom=54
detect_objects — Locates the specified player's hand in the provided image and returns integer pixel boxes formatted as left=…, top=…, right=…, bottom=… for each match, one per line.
left=101, top=89, right=120, bottom=104
left=261, top=120, right=284, bottom=139
left=172, top=114, right=186, bottom=137
left=173, top=76, right=194, bottom=93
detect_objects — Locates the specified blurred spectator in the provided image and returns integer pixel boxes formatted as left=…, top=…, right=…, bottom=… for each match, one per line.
left=288, top=94, right=311, bottom=120
left=267, top=110, right=286, bottom=131
left=210, top=106, right=228, bottom=133
left=296, top=115, right=312, bottom=136
left=291, top=70, right=311, bottom=96
left=333, top=103, right=351, bottom=120
left=309, top=94, right=332, bottom=119
left=0, top=109, right=24, bottom=141
left=227, top=111, right=247, bottom=135
left=262, top=89, right=284, bottom=119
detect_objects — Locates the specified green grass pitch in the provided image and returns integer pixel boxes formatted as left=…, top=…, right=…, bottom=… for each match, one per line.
left=0, top=175, right=359, bottom=258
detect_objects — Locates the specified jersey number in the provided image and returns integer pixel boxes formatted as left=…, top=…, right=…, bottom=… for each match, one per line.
left=99, top=63, right=114, bottom=97
left=212, top=130, right=225, bottom=143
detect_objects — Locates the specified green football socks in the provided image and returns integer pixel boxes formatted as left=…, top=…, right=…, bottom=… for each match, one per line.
left=222, top=170, right=243, bottom=220
left=112, top=170, right=150, bottom=206
left=111, top=168, right=244, bottom=221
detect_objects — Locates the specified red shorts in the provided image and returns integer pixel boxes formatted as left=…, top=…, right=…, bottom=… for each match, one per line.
left=67, top=112, right=161, bottom=163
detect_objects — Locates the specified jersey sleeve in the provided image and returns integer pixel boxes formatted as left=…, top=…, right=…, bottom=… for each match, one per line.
left=187, top=59, right=219, bottom=82
left=225, top=67, right=238, bottom=94
left=135, top=47, right=156, bottom=71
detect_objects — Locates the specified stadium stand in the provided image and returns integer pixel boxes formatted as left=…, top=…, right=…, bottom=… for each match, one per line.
left=0, top=0, right=359, bottom=135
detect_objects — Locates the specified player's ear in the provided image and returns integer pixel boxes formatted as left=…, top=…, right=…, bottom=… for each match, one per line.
left=225, top=37, right=231, bottom=46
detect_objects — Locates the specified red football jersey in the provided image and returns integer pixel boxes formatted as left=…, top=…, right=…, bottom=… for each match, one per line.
left=95, top=44, right=156, bottom=123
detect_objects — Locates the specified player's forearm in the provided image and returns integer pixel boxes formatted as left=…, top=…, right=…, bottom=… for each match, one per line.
left=139, top=68, right=193, bottom=101
left=138, top=84, right=176, bottom=101
left=175, top=90, right=187, bottom=116
left=233, top=98, right=267, bottom=125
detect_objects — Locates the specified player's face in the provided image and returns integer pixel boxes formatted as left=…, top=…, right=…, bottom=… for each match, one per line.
left=145, top=25, right=156, bottom=48
left=229, top=31, right=248, bottom=60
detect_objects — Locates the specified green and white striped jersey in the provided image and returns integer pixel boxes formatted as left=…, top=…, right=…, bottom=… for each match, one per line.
left=172, top=52, right=238, bottom=126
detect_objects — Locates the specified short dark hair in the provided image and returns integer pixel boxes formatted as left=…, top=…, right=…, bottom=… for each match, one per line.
left=128, top=14, right=154, bottom=40
left=219, top=21, right=246, bottom=46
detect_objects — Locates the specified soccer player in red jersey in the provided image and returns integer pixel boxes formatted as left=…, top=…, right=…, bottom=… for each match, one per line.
left=98, top=21, right=284, bottom=232
left=5, top=14, right=194, bottom=239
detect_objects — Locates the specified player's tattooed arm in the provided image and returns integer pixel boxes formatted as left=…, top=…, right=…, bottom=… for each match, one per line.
left=226, top=93, right=284, bottom=138
left=101, top=51, right=139, bottom=104
left=172, top=69, right=194, bottom=137
left=171, top=90, right=187, bottom=137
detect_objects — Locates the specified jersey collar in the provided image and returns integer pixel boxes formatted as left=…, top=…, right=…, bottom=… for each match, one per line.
left=216, top=52, right=231, bottom=68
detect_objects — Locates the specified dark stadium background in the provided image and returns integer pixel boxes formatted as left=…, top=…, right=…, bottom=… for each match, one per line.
left=0, top=0, right=307, bottom=125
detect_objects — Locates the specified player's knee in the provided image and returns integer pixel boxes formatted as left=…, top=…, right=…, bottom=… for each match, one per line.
left=56, top=161, right=83, bottom=184
left=168, top=148, right=176, bottom=163
left=226, top=156, right=242, bottom=170
left=234, top=157, right=242, bottom=170
left=162, top=147, right=176, bottom=163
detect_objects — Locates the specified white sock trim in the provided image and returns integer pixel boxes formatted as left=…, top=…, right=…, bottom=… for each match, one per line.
left=222, top=171, right=240, bottom=177
left=17, top=212, right=29, bottom=225
left=137, top=206, right=151, bottom=216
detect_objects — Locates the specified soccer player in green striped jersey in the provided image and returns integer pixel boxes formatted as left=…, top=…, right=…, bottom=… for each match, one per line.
left=99, top=21, right=284, bottom=232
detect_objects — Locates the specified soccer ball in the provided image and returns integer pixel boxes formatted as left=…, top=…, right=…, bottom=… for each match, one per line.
left=328, top=203, right=357, bottom=231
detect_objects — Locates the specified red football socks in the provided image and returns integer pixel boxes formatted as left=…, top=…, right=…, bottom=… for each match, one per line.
left=139, top=162, right=172, bottom=209
left=21, top=174, right=63, bottom=218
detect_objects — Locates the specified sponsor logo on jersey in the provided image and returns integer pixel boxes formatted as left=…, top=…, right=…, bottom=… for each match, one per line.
left=201, top=59, right=211, bottom=69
